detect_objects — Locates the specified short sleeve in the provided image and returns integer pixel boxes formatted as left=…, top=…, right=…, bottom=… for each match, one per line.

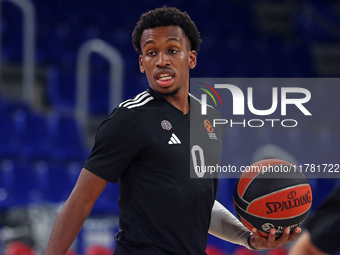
left=83, top=108, right=147, bottom=183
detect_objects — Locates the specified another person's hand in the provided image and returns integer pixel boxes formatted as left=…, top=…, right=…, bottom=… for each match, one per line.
left=249, top=227, right=301, bottom=250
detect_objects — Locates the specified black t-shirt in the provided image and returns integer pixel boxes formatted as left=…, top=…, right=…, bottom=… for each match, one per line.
left=304, top=186, right=340, bottom=254
left=84, top=88, right=223, bottom=255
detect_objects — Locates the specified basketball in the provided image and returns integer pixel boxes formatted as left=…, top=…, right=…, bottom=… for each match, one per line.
left=233, top=159, right=312, bottom=237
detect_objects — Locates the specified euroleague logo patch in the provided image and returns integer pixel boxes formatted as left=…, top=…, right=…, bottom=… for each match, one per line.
left=204, top=120, right=214, bottom=133
left=204, top=119, right=217, bottom=140
left=161, top=120, right=172, bottom=130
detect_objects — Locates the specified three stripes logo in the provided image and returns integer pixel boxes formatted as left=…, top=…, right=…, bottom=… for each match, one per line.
left=168, top=133, right=181, bottom=145
left=119, top=91, right=154, bottom=109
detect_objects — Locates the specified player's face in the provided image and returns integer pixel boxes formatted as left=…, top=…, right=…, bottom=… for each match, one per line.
left=139, top=26, right=197, bottom=96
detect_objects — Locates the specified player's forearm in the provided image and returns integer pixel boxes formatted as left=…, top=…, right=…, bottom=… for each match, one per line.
left=45, top=194, right=93, bottom=255
left=209, top=200, right=252, bottom=249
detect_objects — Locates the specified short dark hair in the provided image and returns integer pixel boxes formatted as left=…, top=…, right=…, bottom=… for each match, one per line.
left=132, top=6, right=201, bottom=54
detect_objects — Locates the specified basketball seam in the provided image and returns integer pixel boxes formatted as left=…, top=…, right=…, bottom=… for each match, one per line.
left=239, top=163, right=300, bottom=200
left=237, top=193, right=250, bottom=205
left=240, top=214, right=270, bottom=236
left=238, top=170, right=264, bottom=199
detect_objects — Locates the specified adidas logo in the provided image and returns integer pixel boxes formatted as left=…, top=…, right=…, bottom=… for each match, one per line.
left=168, top=133, right=181, bottom=145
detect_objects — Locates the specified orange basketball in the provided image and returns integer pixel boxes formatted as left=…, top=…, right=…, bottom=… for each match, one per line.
left=233, top=159, right=312, bottom=237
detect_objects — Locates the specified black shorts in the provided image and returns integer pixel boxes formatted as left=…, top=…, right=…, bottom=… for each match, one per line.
left=304, top=186, right=340, bottom=254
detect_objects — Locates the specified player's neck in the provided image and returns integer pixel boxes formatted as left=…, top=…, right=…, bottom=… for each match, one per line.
left=164, top=93, right=190, bottom=114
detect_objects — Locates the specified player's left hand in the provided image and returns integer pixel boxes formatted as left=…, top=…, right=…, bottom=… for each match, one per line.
left=249, top=227, right=301, bottom=250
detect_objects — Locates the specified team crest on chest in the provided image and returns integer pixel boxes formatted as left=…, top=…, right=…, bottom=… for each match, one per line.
left=161, top=120, right=172, bottom=130
left=204, top=119, right=217, bottom=140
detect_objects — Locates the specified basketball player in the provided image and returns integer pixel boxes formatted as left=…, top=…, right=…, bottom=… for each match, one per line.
left=289, top=186, right=340, bottom=255
left=45, top=7, right=300, bottom=255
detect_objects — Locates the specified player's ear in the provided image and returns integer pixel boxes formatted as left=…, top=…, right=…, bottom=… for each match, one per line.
left=139, top=55, right=145, bottom=73
left=189, top=50, right=197, bottom=69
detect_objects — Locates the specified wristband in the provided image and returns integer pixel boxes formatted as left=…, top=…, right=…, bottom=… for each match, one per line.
left=247, top=233, right=261, bottom=251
